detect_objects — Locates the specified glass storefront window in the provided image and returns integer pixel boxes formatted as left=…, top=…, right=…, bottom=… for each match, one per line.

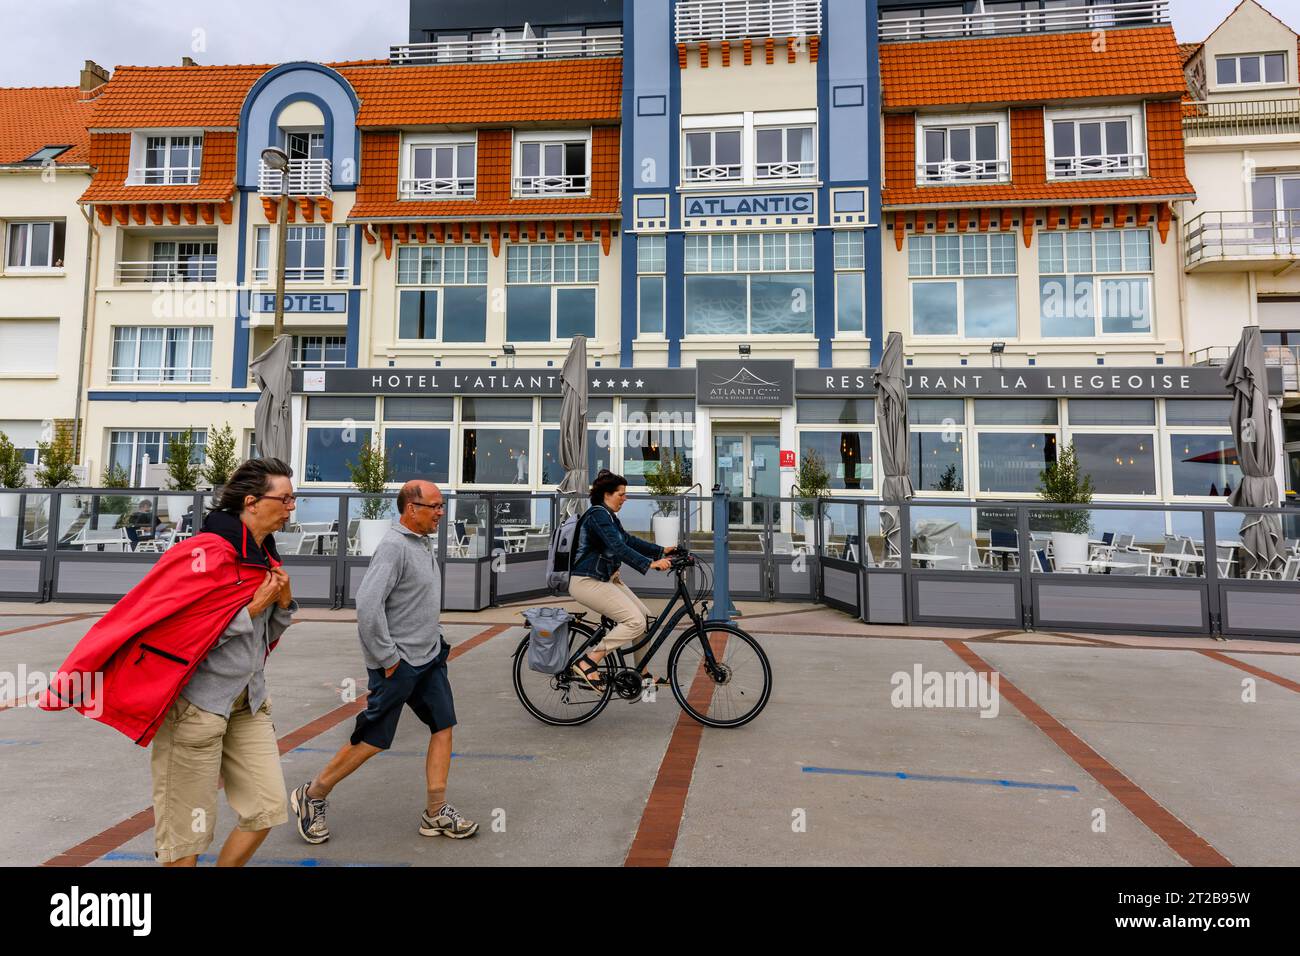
left=622, top=430, right=695, bottom=487
left=462, top=398, right=532, bottom=422
left=306, top=397, right=375, bottom=421
left=461, top=428, right=530, bottom=485
left=1072, top=433, right=1156, bottom=496
left=384, top=428, right=451, bottom=484
left=1068, top=399, right=1155, bottom=426
left=621, top=398, right=694, bottom=426
left=1169, top=434, right=1242, bottom=497
left=1167, top=399, right=1233, bottom=427
left=540, top=428, right=612, bottom=486
left=974, top=399, right=1058, bottom=425
left=304, top=428, right=372, bottom=483
left=796, top=399, right=875, bottom=424
left=977, top=432, right=1057, bottom=493
left=911, top=432, right=965, bottom=492
left=799, top=431, right=874, bottom=491
left=384, top=397, right=454, bottom=421
left=911, top=399, right=965, bottom=425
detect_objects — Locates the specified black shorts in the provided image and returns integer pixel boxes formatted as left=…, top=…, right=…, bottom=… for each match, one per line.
left=350, top=641, right=456, bottom=750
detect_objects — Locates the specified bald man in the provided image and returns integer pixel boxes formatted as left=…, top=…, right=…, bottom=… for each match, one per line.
left=290, top=480, right=478, bottom=843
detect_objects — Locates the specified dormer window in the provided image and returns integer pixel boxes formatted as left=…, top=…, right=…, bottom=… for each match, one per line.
left=401, top=135, right=476, bottom=198
left=683, top=111, right=818, bottom=186
left=1046, top=107, right=1145, bottom=180
left=513, top=132, right=590, bottom=197
left=1216, top=52, right=1287, bottom=87
left=915, top=112, right=1009, bottom=185
left=138, top=134, right=203, bottom=185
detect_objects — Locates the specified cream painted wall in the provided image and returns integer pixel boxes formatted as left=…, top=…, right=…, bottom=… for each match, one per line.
left=679, top=53, right=817, bottom=114
left=1201, top=0, right=1298, bottom=101
left=82, top=398, right=258, bottom=483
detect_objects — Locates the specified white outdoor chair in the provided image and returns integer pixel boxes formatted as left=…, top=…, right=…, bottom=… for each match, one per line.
left=1109, top=550, right=1155, bottom=576
left=79, top=528, right=130, bottom=552
left=275, top=532, right=306, bottom=555
left=0, top=516, right=18, bottom=550
left=771, top=533, right=795, bottom=555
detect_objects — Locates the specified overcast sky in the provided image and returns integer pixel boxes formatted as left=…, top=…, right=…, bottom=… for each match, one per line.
left=0, top=0, right=1285, bottom=87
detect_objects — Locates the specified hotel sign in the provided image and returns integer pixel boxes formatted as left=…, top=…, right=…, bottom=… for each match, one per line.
left=254, top=292, right=347, bottom=314
left=297, top=367, right=697, bottom=396
left=684, top=192, right=814, bottom=218
left=797, top=367, right=1282, bottom=398
left=696, top=359, right=795, bottom=407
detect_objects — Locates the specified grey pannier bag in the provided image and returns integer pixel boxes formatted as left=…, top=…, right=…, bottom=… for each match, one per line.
left=522, top=607, right=574, bottom=675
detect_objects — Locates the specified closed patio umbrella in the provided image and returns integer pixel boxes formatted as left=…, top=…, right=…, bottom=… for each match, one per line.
left=873, top=332, right=914, bottom=560
left=249, top=335, right=293, bottom=463
left=557, top=335, right=589, bottom=518
left=1221, top=325, right=1282, bottom=577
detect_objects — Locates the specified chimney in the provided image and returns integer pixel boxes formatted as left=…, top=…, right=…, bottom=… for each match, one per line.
left=182, top=56, right=199, bottom=66
left=80, top=59, right=110, bottom=92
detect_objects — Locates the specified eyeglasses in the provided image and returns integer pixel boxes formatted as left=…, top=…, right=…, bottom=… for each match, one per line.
left=254, top=494, right=298, bottom=506
left=409, top=501, right=446, bottom=512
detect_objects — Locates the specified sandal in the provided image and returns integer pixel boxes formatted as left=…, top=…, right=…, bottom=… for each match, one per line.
left=570, top=655, right=606, bottom=693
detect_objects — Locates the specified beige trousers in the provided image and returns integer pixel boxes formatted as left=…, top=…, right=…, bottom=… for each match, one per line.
left=569, top=574, right=653, bottom=666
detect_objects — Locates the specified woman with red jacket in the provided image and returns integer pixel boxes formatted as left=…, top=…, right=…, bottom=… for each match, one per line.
left=42, top=457, right=297, bottom=866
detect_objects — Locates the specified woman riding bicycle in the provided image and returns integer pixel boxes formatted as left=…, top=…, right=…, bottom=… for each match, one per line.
left=568, top=469, right=676, bottom=691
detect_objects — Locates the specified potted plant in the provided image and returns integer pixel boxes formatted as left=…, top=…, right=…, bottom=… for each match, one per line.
left=645, top=451, right=686, bottom=547
left=202, top=422, right=239, bottom=508
left=164, top=429, right=201, bottom=523
left=0, top=431, right=26, bottom=518
left=793, top=448, right=833, bottom=548
left=347, top=438, right=393, bottom=556
left=1037, top=441, right=1095, bottom=570
left=34, top=426, right=80, bottom=540
left=98, top=464, right=133, bottom=528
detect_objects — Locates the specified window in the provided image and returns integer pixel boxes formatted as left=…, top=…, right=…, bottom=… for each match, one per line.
left=383, top=399, right=453, bottom=484
left=397, top=245, right=489, bottom=343
left=1215, top=52, right=1287, bottom=87
left=140, top=135, right=203, bottom=185
left=108, top=429, right=208, bottom=485
left=284, top=226, right=326, bottom=281
left=685, top=232, right=814, bottom=336
left=910, top=399, right=967, bottom=494
left=461, top=399, right=533, bottom=485
left=637, top=235, right=666, bottom=335
left=403, top=139, right=476, bottom=197
left=0, top=319, right=59, bottom=374
left=918, top=121, right=1005, bottom=183
left=514, top=134, right=589, bottom=196
left=5, top=221, right=66, bottom=270
left=799, top=431, right=874, bottom=491
left=334, top=226, right=350, bottom=282
left=285, top=131, right=325, bottom=160
left=254, top=227, right=270, bottom=283
left=110, top=327, right=213, bottom=383
left=908, top=233, right=1017, bottom=338
left=834, top=232, right=865, bottom=335
left=505, top=243, right=598, bottom=342
left=292, top=335, right=346, bottom=369
left=304, top=398, right=375, bottom=484
left=1169, top=434, right=1241, bottom=498
left=1048, top=113, right=1141, bottom=178
left=974, top=399, right=1058, bottom=494
left=149, top=240, right=216, bottom=282
left=684, top=128, right=742, bottom=182
left=1071, top=433, right=1156, bottom=496
left=24, top=145, right=71, bottom=163
left=755, top=125, right=814, bottom=180
left=1038, top=229, right=1152, bottom=336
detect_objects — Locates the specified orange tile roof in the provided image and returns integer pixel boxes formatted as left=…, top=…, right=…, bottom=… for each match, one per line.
left=881, top=26, right=1187, bottom=109
left=882, top=102, right=1194, bottom=208
left=1178, top=41, right=1202, bottom=64
left=88, top=64, right=270, bottom=129
left=0, top=87, right=93, bottom=164
left=339, top=57, right=621, bottom=127
left=349, top=126, right=620, bottom=221
left=80, top=130, right=238, bottom=204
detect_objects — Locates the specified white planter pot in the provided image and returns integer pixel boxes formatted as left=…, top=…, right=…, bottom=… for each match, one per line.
left=801, top=517, right=832, bottom=552
left=1050, top=531, right=1090, bottom=571
left=652, top=514, right=679, bottom=549
left=0, top=494, right=17, bottom=518
left=165, top=496, right=192, bottom=523
left=357, top=519, right=390, bottom=556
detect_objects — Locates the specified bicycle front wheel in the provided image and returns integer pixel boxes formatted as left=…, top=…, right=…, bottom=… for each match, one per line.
left=512, top=619, right=612, bottom=726
left=667, top=623, right=772, bottom=728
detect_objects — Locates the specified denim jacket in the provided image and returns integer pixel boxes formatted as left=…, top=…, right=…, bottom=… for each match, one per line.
left=571, top=505, right=664, bottom=583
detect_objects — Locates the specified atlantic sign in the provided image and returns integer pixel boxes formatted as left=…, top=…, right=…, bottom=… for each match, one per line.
left=695, top=359, right=795, bottom=407
left=684, top=192, right=814, bottom=218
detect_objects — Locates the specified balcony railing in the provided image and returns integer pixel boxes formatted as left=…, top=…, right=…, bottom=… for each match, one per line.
left=1183, top=99, right=1300, bottom=140
left=684, top=163, right=743, bottom=183
left=917, top=158, right=1010, bottom=185
left=115, top=260, right=217, bottom=284
left=756, top=159, right=816, bottom=180
left=879, top=0, right=1167, bottom=40
left=129, top=166, right=201, bottom=186
left=1184, top=210, right=1300, bottom=269
left=1192, top=344, right=1299, bottom=392
left=258, top=158, right=332, bottom=198
left=390, top=33, right=622, bottom=65
left=512, top=174, right=590, bottom=197
left=398, top=176, right=476, bottom=199
left=1048, top=153, right=1147, bottom=180
left=675, top=0, right=823, bottom=43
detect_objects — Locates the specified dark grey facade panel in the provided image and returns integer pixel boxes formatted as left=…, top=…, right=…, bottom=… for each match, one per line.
left=915, top=577, right=1018, bottom=623
left=1037, top=583, right=1205, bottom=630
left=866, top=573, right=907, bottom=624
left=1223, top=588, right=1300, bottom=635
left=0, top=559, right=41, bottom=596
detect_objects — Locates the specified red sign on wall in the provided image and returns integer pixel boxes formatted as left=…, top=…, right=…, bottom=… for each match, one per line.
left=780, top=449, right=796, bottom=468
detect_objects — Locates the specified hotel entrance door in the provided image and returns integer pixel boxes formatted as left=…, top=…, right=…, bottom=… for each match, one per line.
left=714, top=429, right=781, bottom=528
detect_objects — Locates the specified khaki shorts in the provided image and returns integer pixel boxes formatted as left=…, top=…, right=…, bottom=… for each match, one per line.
left=150, top=689, right=287, bottom=863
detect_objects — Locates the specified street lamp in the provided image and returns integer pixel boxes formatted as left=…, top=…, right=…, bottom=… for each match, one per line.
left=261, top=146, right=290, bottom=340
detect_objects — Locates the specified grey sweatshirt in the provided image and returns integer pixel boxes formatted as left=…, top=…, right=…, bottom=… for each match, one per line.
left=181, top=601, right=297, bottom=717
left=355, top=521, right=443, bottom=671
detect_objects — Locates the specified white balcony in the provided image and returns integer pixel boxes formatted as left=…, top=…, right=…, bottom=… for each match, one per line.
left=675, top=0, right=823, bottom=44
left=917, top=158, right=1010, bottom=185
left=879, top=0, right=1167, bottom=41
left=684, top=163, right=744, bottom=183
left=258, top=158, right=332, bottom=198
left=390, top=33, right=621, bottom=65
left=512, top=174, right=590, bottom=197
left=757, top=158, right=816, bottom=180
left=1183, top=99, right=1300, bottom=141
left=399, top=176, right=476, bottom=199
left=1184, top=210, right=1300, bottom=273
left=1048, top=153, right=1147, bottom=180
left=1192, top=344, right=1299, bottom=393
left=129, top=166, right=201, bottom=186
left=115, top=260, right=217, bottom=284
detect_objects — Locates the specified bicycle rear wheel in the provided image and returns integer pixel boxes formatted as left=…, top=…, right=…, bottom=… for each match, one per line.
left=667, top=623, right=772, bottom=728
left=513, top=619, right=613, bottom=726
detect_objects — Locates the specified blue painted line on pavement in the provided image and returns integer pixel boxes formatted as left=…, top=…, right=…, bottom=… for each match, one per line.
left=100, top=851, right=409, bottom=867
left=0, top=739, right=41, bottom=746
left=802, top=766, right=1079, bottom=792
left=286, top=747, right=536, bottom=761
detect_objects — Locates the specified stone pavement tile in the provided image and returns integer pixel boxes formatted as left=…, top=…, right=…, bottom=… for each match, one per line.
left=975, top=643, right=1300, bottom=867
left=1211, top=652, right=1300, bottom=691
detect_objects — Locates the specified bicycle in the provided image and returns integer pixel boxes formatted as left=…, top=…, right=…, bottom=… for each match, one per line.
left=512, top=549, right=772, bottom=729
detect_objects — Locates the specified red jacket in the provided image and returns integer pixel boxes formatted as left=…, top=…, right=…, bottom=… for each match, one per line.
left=39, top=517, right=282, bottom=746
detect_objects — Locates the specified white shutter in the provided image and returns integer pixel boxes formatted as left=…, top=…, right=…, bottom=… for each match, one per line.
left=0, top=320, right=59, bottom=373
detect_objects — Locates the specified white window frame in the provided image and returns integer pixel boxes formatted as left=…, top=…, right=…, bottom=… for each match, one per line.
left=148, top=239, right=217, bottom=283
left=909, top=402, right=968, bottom=498
left=683, top=111, right=818, bottom=188
left=1214, top=51, right=1289, bottom=89
left=915, top=111, right=1010, bottom=185
left=129, top=131, right=204, bottom=186
left=395, top=245, right=491, bottom=345
left=292, top=334, right=347, bottom=369
left=794, top=426, right=879, bottom=495
left=333, top=225, right=351, bottom=283
left=400, top=132, right=477, bottom=199
left=109, top=326, right=214, bottom=384
left=1037, top=228, right=1154, bottom=339
left=108, top=429, right=208, bottom=486
left=513, top=130, right=591, bottom=197
left=254, top=225, right=338, bottom=284
left=3, top=220, right=64, bottom=272
left=1044, top=105, right=1146, bottom=180
left=907, top=233, right=1019, bottom=340
left=284, top=129, right=326, bottom=161
left=504, top=243, right=600, bottom=342
left=1062, top=401, right=1160, bottom=502
left=970, top=400, right=1062, bottom=499
left=636, top=235, right=666, bottom=338
left=833, top=231, right=866, bottom=338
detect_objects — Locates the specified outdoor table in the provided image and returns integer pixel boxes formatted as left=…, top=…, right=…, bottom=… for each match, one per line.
left=911, top=553, right=958, bottom=567
left=984, top=544, right=1019, bottom=570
